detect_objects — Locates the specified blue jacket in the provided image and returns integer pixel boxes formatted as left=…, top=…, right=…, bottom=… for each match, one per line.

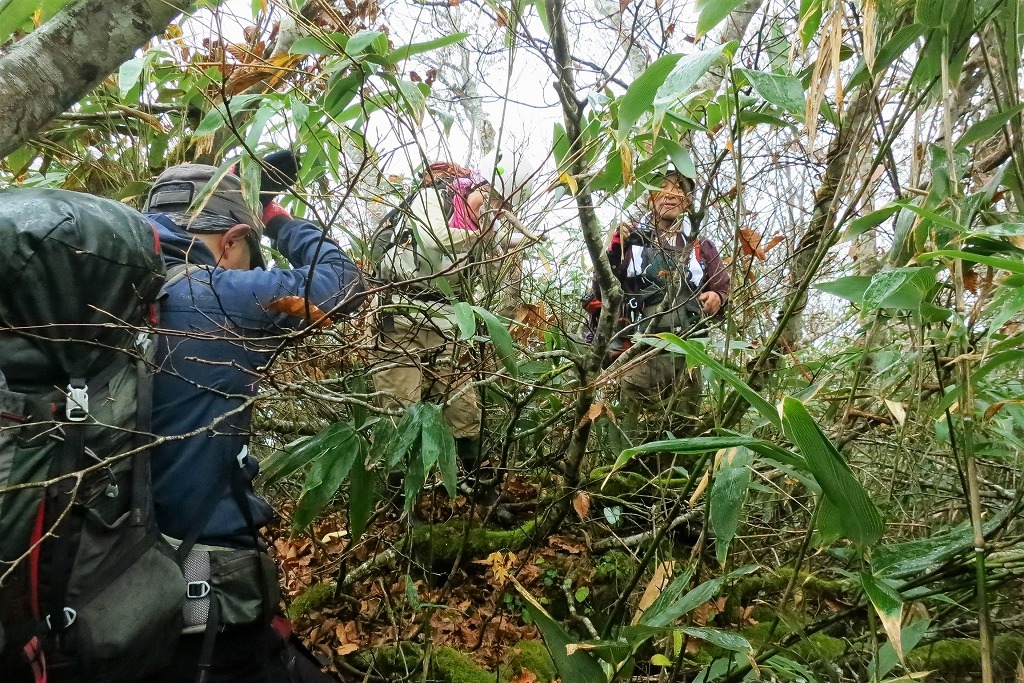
left=148, top=213, right=364, bottom=547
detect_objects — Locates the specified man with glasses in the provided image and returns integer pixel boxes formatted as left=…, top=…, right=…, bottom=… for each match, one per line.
left=583, top=168, right=730, bottom=444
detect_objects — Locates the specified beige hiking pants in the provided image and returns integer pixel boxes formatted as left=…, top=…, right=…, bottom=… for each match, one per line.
left=371, top=309, right=482, bottom=439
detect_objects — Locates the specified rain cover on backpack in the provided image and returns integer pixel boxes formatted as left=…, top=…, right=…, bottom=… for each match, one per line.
left=0, top=189, right=184, bottom=682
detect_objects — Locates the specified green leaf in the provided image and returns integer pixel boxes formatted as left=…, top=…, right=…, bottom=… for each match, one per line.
left=346, top=29, right=384, bottom=56
left=325, top=72, right=362, bottom=117
left=696, top=0, right=747, bottom=36
left=862, top=572, right=905, bottom=662
left=612, top=434, right=806, bottom=475
left=659, top=138, right=696, bottom=178
left=389, top=32, right=468, bottom=62
left=842, top=204, right=901, bottom=241
left=799, top=0, right=823, bottom=48
left=472, top=306, right=519, bottom=377
left=642, top=565, right=756, bottom=629
left=289, top=33, right=348, bottom=55
left=680, top=627, right=752, bottom=652
left=816, top=496, right=845, bottom=546
left=651, top=654, right=673, bottom=667
left=392, top=78, right=427, bottom=122
left=873, top=503, right=1014, bottom=578
left=419, top=403, right=443, bottom=472
left=639, top=566, right=696, bottom=627
left=736, top=68, right=805, bottom=117
left=261, top=420, right=360, bottom=484
left=710, top=447, right=752, bottom=565
left=293, top=439, right=360, bottom=531
left=513, top=580, right=607, bottom=683
left=652, top=334, right=781, bottom=430
left=529, top=0, right=550, bottom=34
left=453, top=302, right=476, bottom=340
left=348, top=449, right=377, bottom=542
left=893, top=200, right=964, bottom=232
left=918, top=250, right=1024, bottom=275
left=916, top=0, right=945, bottom=27
left=388, top=405, right=425, bottom=468
left=814, top=275, right=872, bottom=304
left=618, top=54, right=683, bottom=135
left=967, top=222, right=1024, bottom=239
left=848, top=25, right=924, bottom=89
left=862, top=267, right=938, bottom=311
left=0, top=0, right=71, bottom=45
left=652, top=43, right=734, bottom=121
left=957, top=104, right=1024, bottom=149
left=401, top=575, right=421, bottom=610
left=118, top=57, right=146, bottom=98
left=574, top=586, right=590, bottom=603
left=429, top=404, right=459, bottom=497
left=780, top=398, right=883, bottom=551
left=194, top=108, right=226, bottom=136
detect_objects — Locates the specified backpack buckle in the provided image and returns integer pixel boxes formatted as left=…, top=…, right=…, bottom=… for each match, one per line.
left=65, top=382, right=88, bottom=422
left=45, top=607, right=77, bottom=630
left=187, top=581, right=211, bottom=599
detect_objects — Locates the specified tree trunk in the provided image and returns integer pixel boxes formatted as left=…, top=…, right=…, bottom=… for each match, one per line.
left=0, top=0, right=193, bottom=160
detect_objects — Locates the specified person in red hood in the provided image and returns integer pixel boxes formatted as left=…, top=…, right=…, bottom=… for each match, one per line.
left=582, top=169, right=730, bottom=443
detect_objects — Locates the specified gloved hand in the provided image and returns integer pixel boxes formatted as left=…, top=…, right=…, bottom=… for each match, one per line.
left=262, top=201, right=291, bottom=240
left=259, top=150, right=301, bottom=208
left=584, top=299, right=602, bottom=315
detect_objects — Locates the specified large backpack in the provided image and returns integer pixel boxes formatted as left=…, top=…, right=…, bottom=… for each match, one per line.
left=370, top=162, right=488, bottom=298
left=0, top=189, right=184, bottom=682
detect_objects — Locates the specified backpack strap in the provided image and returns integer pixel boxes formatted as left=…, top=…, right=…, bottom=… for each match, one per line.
left=41, top=353, right=135, bottom=634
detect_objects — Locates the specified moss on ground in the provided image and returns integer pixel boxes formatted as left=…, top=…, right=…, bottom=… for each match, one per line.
left=500, top=639, right=557, bottom=683
left=286, top=581, right=335, bottom=619
left=907, top=634, right=1024, bottom=679
left=430, top=646, right=494, bottom=683
left=349, top=640, right=557, bottom=683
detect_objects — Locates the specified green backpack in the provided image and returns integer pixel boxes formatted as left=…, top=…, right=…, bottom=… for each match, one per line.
left=0, top=189, right=184, bottom=682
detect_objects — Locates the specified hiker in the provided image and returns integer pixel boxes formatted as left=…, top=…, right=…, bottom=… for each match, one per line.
left=370, top=159, right=534, bottom=465
left=144, top=157, right=363, bottom=681
left=582, top=168, right=730, bottom=441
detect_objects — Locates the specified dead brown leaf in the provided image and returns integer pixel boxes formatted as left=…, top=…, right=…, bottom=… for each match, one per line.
left=984, top=402, right=1006, bottom=420
left=510, top=670, right=539, bottom=683
left=267, top=296, right=332, bottom=326
left=548, top=535, right=587, bottom=554
left=632, top=561, right=674, bottom=625
left=738, top=227, right=767, bottom=261
left=963, top=267, right=980, bottom=293
left=573, top=491, right=591, bottom=520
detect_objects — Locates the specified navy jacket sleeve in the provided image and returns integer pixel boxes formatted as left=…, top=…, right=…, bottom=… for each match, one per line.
left=201, top=218, right=365, bottom=332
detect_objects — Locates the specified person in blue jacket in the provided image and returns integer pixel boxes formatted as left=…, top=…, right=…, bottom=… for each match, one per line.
left=142, top=157, right=363, bottom=682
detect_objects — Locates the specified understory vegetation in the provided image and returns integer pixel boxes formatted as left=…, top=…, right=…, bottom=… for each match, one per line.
left=2, top=0, right=1024, bottom=679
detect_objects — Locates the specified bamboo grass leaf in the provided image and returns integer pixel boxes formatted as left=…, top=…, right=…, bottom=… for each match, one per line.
left=780, top=398, right=883, bottom=551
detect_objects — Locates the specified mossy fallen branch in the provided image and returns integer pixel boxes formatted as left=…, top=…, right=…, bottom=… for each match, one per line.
left=412, top=519, right=538, bottom=569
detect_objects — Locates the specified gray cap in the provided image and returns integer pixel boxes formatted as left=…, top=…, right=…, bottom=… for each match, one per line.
left=145, top=164, right=265, bottom=268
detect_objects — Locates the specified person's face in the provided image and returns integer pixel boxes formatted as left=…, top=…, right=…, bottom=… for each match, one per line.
left=651, top=176, right=692, bottom=222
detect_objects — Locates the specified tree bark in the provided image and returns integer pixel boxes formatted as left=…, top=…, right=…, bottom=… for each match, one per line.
left=0, top=0, right=193, bottom=160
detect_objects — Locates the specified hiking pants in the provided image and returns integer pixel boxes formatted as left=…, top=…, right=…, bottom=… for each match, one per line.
left=372, top=313, right=482, bottom=439
left=618, top=350, right=702, bottom=444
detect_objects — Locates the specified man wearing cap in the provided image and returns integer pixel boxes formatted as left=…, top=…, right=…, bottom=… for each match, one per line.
left=582, top=169, right=730, bottom=443
left=143, top=158, right=363, bottom=682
